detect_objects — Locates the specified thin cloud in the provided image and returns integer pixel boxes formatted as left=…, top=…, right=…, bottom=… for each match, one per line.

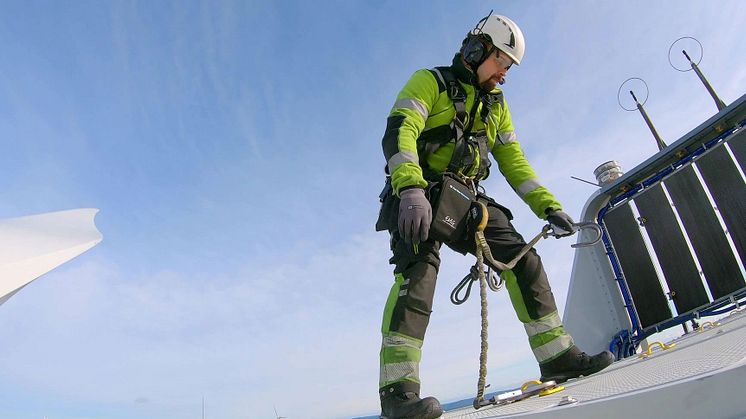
left=1, top=2, right=745, bottom=419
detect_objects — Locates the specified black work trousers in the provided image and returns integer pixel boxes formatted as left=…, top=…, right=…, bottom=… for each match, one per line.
left=378, top=196, right=562, bottom=394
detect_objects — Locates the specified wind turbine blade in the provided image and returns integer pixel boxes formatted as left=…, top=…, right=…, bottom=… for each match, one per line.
left=0, top=208, right=103, bottom=306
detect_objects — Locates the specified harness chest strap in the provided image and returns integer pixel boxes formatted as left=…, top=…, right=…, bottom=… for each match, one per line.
left=422, top=67, right=493, bottom=180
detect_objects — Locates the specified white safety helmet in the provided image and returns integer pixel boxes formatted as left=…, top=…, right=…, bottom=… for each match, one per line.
left=469, top=14, right=525, bottom=65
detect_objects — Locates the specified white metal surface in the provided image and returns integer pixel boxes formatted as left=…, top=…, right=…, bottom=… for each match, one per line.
left=0, top=208, right=103, bottom=306
left=444, top=309, right=746, bottom=418
left=561, top=190, right=631, bottom=354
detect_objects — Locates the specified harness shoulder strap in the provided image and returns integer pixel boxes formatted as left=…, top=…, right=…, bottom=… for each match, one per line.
left=417, top=67, right=467, bottom=177
left=420, top=67, right=491, bottom=179
left=434, top=67, right=477, bottom=174
left=474, top=129, right=491, bottom=180
left=433, top=67, right=468, bottom=127
left=480, top=92, right=503, bottom=124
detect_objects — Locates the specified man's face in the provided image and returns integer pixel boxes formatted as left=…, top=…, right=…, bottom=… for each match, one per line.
left=476, top=49, right=513, bottom=90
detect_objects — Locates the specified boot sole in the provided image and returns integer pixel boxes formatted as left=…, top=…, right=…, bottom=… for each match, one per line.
left=379, top=408, right=444, bottom=419
left=541, top=360, right=613, bottom=383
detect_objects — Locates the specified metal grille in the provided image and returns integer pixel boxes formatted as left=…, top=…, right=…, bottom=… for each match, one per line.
left=602, top=130, right=746, bottom=332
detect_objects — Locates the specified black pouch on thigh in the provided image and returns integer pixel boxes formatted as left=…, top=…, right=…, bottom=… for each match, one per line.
left=429, top=174, right=475, bottom=242
left=375, top=178, right=399, bottom=232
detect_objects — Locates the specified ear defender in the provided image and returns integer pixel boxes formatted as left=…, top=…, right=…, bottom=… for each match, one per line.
left=462, top=35, right=489, bottom=69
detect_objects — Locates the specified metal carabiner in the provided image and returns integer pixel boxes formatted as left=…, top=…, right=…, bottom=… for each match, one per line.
left=569, top=221, right=603, bottom=248
left=546, top=221, right=603, bottom=248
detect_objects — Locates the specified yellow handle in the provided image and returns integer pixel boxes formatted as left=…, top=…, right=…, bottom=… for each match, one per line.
left=521, top=380, right=565, bottom=397
left=697, top=321, right=720, bottom=332
left=539, top=385, right=565, bottom=396
left=520, top=380, right=543, bottom=391
left=639, top=341, right=676, bottom=358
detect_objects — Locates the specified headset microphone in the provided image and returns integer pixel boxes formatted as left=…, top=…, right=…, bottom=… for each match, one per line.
left=462, top=10, right=495, bottom=69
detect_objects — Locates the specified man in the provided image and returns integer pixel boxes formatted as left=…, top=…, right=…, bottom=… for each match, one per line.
left=375, top=13, right=615, bottom=419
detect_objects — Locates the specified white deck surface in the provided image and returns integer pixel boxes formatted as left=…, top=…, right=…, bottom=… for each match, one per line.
left=444, top=308, right=746, bottom=418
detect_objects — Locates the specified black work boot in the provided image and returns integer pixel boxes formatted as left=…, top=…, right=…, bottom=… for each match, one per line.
left=380, top=383, right=443, bottom=419
left=539, top=345, right=615, bottom=383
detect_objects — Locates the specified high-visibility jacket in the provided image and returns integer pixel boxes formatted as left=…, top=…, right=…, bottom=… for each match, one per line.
left=381, top=56, right=562, bottom=219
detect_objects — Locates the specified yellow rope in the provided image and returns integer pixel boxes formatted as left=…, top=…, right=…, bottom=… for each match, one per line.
left=473, top=201, right=491, bottom=409
left=473, top=237, right=490, bottom=407
left=469, top=200, right=586, bottom=409
left=472, top=201, right=552, bottom=409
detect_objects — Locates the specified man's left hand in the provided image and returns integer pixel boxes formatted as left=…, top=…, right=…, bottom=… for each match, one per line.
left=547, top=210, right=575, bottom=237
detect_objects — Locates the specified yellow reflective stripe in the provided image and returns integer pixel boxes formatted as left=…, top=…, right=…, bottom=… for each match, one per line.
left=388, top=69, right=439, bottom=195
left=523, top=312, right=563, bottom=337
left=383, top=333, right=421, bottom=349
left=387, top=151, right=419, bottom=173
left=533, top=335, right=575, bottom=363
left=498, top=130, right=517, bottom=144
left=380, top=333, right=422, bottom=387
left=516, top=178, right=543, bottom=197
left=393, top=98, right=429, bottom=121
left=380, top=361, right=420, bottom=387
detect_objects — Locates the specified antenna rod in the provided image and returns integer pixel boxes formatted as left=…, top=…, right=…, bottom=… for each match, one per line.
left=682, top=49, right=726, bottom=111
left=570, top=176, right=601, bottom=187
left=630, top=91, right=667, bottom=151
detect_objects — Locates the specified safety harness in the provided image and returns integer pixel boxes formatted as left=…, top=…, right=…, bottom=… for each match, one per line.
left=418, top=66, right=501, bottom=181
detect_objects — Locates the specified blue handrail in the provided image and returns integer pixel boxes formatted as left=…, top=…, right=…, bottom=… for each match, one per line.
left=602, top=117, right=745, bottom=356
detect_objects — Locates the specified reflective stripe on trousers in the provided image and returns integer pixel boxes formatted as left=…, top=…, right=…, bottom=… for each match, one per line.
left=380, top=331, right=423, bottom=388
left=522, top=311, right=575, bottom=363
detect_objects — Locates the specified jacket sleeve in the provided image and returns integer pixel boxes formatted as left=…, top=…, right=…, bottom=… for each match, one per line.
left=381, top=69, right=440, bottom=196
left=490, top=99, right=562, bottom=219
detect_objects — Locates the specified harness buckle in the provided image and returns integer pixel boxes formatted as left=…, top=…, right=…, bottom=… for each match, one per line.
left=454, top=111, right=469, bottom=129
left=450, top=84, right=466, bottom=101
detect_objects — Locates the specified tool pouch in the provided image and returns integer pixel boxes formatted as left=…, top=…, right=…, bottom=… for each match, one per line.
left=375, top=178, right=397, bottom=232
left=429, top=174, right=476, bottom=242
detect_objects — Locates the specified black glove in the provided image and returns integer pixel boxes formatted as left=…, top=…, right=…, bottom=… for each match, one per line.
left=398, top=188, right=432, bottom=244
left=547, top=209, right=575, bottom=237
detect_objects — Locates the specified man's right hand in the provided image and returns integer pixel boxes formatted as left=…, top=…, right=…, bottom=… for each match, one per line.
left=398, top=188, right=432, bottom=244
left=547, top=210, right=576, bottom=237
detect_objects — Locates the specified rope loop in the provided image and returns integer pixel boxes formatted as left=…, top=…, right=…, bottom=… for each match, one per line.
left=465, top=220, right=602, bottom=408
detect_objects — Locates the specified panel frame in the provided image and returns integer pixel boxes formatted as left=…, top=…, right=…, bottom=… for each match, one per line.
left=603, top=202, right=672, bottom=328
left=665, top=163, right=744, bottom=299
left=633, top=184, right=710, bottom=314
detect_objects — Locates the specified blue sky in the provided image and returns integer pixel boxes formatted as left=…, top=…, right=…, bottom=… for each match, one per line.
left=1, top=1, right=745, bottom=418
